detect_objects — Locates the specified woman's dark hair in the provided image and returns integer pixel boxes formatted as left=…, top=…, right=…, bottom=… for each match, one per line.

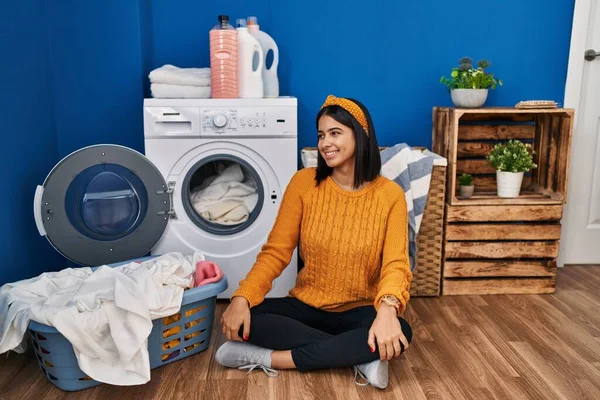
left=314, top=98, right=381, bottom=188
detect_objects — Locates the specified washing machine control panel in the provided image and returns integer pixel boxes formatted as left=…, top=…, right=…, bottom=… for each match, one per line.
left=237, top=112, right=268, bottom=129
left=201, top=107, right=296, bottom=137
left=201, top=109, right=237, bottom=133
left=202, top=108, right=270, bottom=132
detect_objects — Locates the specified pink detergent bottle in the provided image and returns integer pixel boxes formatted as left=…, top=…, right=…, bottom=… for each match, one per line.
left=209, top=15, right=238, bottom=98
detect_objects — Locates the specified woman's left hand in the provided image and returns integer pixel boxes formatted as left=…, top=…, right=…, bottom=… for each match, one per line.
left=368, top=304, right=409, bottom=361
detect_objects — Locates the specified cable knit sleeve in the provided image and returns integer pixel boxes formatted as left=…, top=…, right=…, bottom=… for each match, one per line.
left=232, top=168, right=314, bottom=308
left=374, top=187, right=413, bottom=315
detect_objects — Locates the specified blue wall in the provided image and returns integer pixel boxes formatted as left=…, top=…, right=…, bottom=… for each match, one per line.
left=1, top=0, right=575, bottom=285
left=0, top=1, right=63, bottom=285
left=150, top=0, right=575, bottom=152
left=48, top=1, right=146, bottom=157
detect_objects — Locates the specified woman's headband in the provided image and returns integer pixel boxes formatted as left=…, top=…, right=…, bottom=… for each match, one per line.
left=320, top=95, right=369, bottom=136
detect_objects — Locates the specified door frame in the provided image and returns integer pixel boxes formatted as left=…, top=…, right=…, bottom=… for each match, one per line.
left=560, top=0, right=594, bottom=266
left=564, top=0, right=593, bottom=109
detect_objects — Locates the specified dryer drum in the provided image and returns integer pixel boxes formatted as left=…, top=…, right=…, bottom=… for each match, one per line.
left=183, top=154, right=264, bottom=235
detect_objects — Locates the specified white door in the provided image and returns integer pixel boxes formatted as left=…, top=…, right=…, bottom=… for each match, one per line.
left=561, top=0, right=600, bottom=265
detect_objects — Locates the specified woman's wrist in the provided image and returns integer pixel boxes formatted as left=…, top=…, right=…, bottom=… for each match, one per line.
left=231, top=296, right=250, bottom=308
left=377, top=302, right=397, bottom=315
left=379, top=294, right=400, bottom=313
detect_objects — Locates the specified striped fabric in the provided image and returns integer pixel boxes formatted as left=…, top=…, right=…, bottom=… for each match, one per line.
left=380, top=144, right=447, bottom=271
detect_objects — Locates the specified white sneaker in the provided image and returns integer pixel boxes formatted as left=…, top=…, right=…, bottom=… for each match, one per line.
left=354, top=359, right=389, bottom=389
left=215, top=341, right=279, bottom=377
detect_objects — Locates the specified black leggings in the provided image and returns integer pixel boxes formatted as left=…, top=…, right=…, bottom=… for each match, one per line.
left=239, top=297, right=413, bottom=372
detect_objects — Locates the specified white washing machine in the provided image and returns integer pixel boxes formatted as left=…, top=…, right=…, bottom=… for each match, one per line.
left=33, top=97, right=298, bottom=299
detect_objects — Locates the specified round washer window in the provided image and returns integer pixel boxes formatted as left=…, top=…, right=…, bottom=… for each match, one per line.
left=183, top=155, right=264, bottom=235
left=65, top=163, right=148, bottom=241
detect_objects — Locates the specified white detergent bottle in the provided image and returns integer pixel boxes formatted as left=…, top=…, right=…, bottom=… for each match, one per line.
left=236, top=19, right=264, bottom=98
left=247, top=16, right=279, bottom=98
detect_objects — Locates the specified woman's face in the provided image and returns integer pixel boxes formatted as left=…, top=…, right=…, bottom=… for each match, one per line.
left=317, top=115, right=356, bottom=169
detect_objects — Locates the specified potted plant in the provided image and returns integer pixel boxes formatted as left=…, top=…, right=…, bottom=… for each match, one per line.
left=487, top=140, right=537, bottom=198
left=458, top=173, right=474, bottom=198
left=440, top=57, right=502, bottom=108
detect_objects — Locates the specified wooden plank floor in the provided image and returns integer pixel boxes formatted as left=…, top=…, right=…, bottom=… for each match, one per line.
left=1, top=265, right=599, bottom=400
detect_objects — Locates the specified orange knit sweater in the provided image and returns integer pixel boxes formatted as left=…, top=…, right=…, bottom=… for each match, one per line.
left=232, top=167, right=412, bottom=314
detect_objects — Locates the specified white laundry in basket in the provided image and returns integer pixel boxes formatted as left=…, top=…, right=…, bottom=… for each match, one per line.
left=0, top=252, right=201, bottom=386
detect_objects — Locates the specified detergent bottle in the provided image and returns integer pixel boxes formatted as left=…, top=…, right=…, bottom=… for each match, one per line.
left=236, top=19, right=264, bottom=98
left=247, top=16, right=279, bottom=98
left=209, top=15, right=238, bottom=98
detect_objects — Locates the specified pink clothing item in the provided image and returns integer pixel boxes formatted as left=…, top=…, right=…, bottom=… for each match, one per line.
left=194, top=261, right=223, bottom=287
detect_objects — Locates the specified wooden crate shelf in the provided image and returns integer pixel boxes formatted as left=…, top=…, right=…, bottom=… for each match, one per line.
left=432, top=107, right=574, bottom=206
left=442, top=277, right=556, bottom=296
left=432, top=107, right=574, bottom=295
left=443, top=260, right=557, bottom=278
left=441, top=203, right=561, bottom=295
left=445, top=204, right=563, bottom=222
left=445, top=223, right=562, bottom=241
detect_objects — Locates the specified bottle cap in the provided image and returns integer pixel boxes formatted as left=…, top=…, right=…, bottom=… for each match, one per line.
left=236, top=18, right=247, bottom=28
left=247, top=16, right=258, bottom=26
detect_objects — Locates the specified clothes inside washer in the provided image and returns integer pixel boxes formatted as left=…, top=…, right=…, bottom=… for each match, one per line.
left=189, top=162, right=258, bottom=225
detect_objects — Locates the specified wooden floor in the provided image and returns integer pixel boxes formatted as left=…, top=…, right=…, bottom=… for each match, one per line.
left=1, top=265, right=600, bottom=400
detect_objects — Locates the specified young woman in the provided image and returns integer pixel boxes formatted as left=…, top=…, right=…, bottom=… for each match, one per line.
left=215, top=95, right=413, bottom=389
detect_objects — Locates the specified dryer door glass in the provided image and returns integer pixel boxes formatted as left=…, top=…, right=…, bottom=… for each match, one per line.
left=37, top=145, right=170, bottom=266
left=183, top=155, right=264, bottom=235
left=65, top=164, right=147, bottom=241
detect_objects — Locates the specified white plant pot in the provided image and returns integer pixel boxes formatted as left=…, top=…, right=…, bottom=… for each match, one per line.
left=496, top=171, right=524, bottom=198
left=460, top=185, right=474, bottom=198
left=451, top=89, right=489, bottom=108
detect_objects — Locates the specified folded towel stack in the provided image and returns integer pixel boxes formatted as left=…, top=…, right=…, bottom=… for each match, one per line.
left=149, top=64, right=211, bottom=98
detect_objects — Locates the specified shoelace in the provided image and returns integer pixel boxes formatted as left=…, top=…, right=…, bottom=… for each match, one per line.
left=239, top=364, right=279, bottom=378
left=353, top=366, right=369, bottom=387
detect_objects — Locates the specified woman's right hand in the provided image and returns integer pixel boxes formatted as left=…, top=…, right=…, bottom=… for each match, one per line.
left=221, top=296, right=251, bottom=342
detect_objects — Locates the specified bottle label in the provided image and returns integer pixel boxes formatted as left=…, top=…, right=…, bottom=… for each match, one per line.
left=215, top=51, right=231, bottom=60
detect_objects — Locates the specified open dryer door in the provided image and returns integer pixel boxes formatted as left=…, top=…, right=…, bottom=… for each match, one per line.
left=34, top=144, right=171, bottom=266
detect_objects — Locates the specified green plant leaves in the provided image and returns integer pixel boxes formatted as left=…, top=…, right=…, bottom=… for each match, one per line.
left=440, top=57, right=501, bottom=90
left=487, top=140, right=537, bottom=173
left=459, top=173, right=473, bottom=186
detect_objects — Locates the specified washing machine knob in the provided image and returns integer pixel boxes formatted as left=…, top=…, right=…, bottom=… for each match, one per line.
left=212, top=113, right=228, bottom=128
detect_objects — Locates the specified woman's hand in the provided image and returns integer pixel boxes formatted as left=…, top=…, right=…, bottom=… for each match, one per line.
left=221, top=296, right=251, bottom=342
left=368, top=304, right=409, bottom=360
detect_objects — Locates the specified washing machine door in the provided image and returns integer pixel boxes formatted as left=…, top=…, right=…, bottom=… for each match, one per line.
left=33, top=144, right=171, bottom=266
